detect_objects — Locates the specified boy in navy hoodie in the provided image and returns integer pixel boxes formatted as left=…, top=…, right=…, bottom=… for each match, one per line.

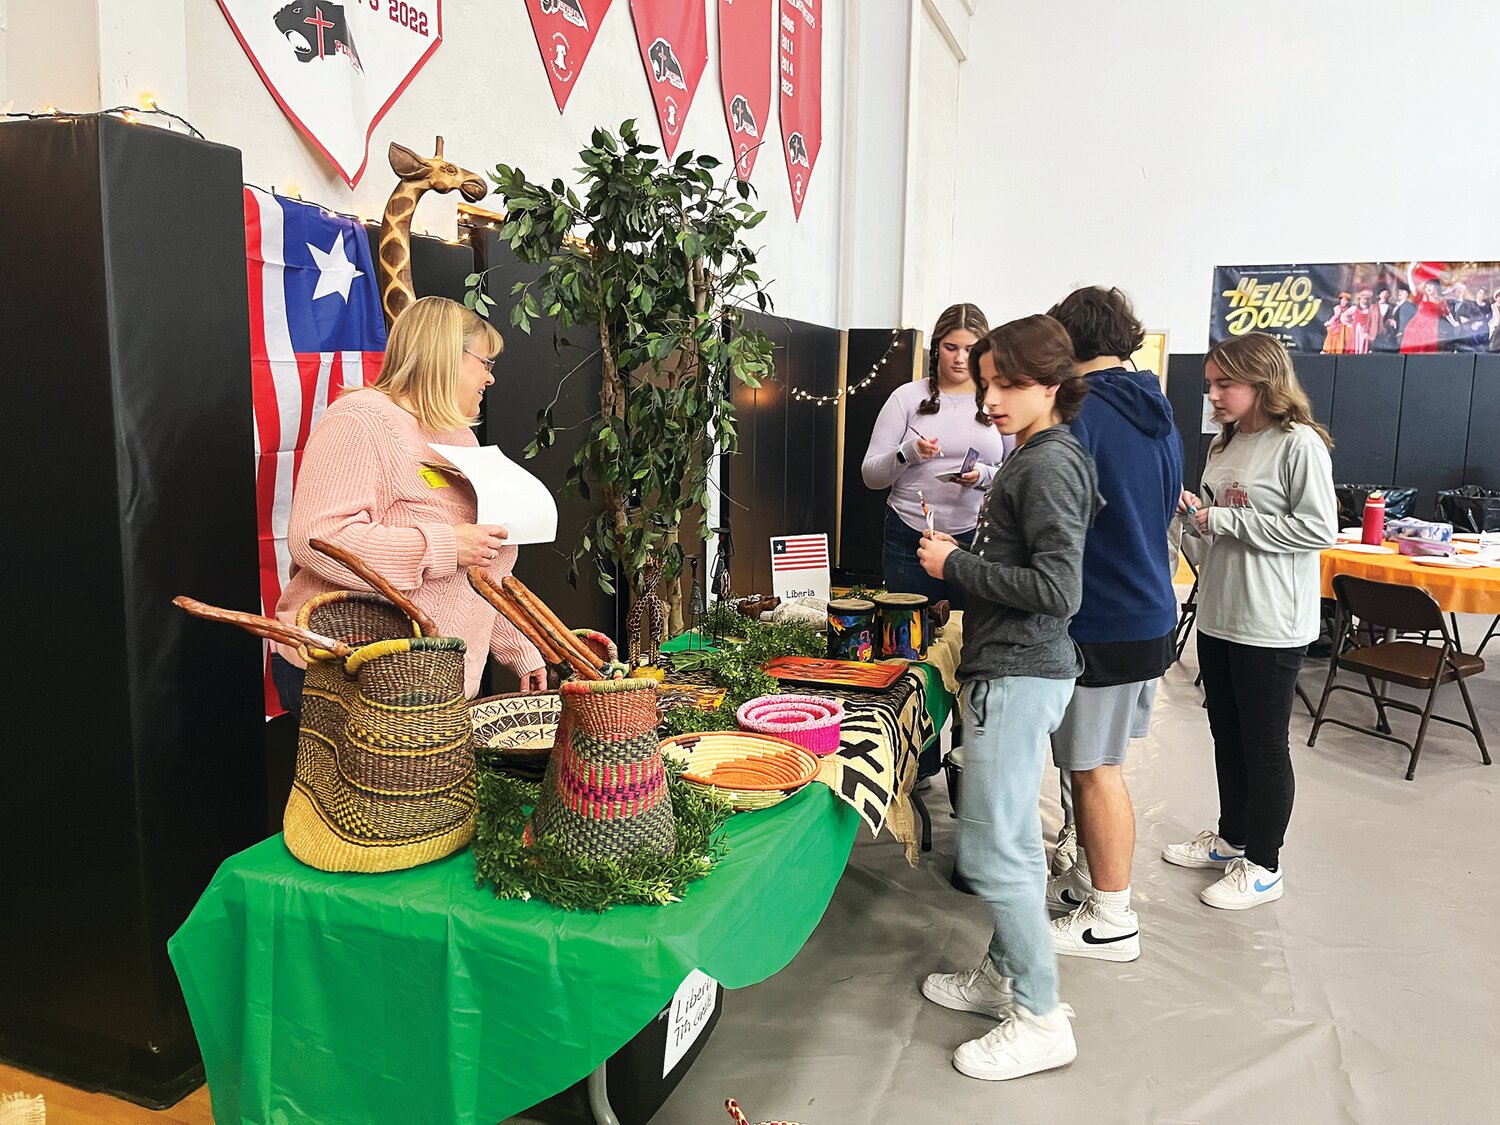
left=1042, top=288, right=1183, bottom=963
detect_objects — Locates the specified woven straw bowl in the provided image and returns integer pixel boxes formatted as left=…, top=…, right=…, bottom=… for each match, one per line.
left=471, top=692, right=561, bottom=780
left=660, top=731, right=821, bottom=812
left=736, top=694, right=844, bottom=757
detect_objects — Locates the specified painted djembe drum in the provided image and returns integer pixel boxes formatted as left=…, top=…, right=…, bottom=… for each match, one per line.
left=875, top=592, right=930, bottom=660
left=826, top=597, right=876, bottom=661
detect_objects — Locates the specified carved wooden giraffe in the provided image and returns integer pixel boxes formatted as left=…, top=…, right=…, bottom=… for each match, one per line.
left=627, top=556, right=669, bottom=668
left=378, top=136, right=487, bottom=328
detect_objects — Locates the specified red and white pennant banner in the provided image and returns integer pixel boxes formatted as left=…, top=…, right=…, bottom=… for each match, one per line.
left=630, top=0, right=708, bottom=157
left=778, top=0, right=821, bottom=219
left=522, top=0, right=615, bottom=112
left=717, top=0, right=774, bottom=180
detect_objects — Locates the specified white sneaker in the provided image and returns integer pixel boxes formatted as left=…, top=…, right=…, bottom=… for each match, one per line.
left=1045, top=865, right=1093, bottom=913
left=921, top=957, right=1015, bottom=1019
left=1050, top=900, right=1140, bottom=962
left=951, top=1002, right=1078, bottom=1081
left=1051, top=823, right=1078, bottom=876
left=1200, top=857, right=1284, bottom=910
left=1161, top=829, right=1244, bottom=870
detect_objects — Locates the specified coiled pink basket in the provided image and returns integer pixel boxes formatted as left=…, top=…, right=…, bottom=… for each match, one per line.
left=736, top=694, right=844, bottom=757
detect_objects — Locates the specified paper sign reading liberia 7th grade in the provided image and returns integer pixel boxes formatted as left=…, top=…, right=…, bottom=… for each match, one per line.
left=663, top=970, right=717, bottom=1076
left=770, top=533, right=830, bottom=603
left=428, top=444, right=557, bottom=545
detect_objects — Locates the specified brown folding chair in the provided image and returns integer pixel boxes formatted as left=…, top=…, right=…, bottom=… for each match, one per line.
left=1308, top=575, right=1491, bottom=780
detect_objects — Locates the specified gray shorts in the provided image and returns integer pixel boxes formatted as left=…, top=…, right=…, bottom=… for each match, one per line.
left=1050, top=678, right=1158, bottom=771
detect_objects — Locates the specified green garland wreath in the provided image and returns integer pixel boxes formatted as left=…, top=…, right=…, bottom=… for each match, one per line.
left=472, top=759, right=732, bottom=912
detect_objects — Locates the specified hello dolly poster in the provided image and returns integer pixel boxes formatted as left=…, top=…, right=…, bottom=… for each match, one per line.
left=1211, top=261, right=1500, bottom=355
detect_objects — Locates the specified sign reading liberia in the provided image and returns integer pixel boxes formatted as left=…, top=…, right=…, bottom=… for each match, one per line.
left=770, top=533, right=830, bottom=602
left=629, top=0, right=709, bottom=157
left=522, top=0, right=615, bottom=112
left=218, top=1, right=443, bottom=186
left=777, top=0, right=821, bottom=218
left=717, top=0, right=774, bottom=180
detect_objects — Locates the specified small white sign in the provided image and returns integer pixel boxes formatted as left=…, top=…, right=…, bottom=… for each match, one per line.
left=663, top=969, right=718, bottom=1077
left=770, top=533, right=830, bottom=604
left=428, top=443, right=558, bottom=545
left=1200, top=394, right=1221, bottom=435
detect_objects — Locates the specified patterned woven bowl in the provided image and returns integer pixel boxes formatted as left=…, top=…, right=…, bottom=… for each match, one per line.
left=735, top=694, right=844, bottom=757
left=470, top=692, right=561, bottom=781
left=660, top=731, right=821, bottom=812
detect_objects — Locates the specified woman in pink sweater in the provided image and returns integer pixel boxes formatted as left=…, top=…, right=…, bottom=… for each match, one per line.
left=271, top=297, right=545, bottom=714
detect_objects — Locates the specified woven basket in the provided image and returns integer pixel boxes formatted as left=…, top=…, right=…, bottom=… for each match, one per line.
left=287, top=590, right=475, bottom=873
left=471, top=692, right=561, bottom=781
left=659, top=732, right=820, bottom=811
left=736, top=694, right=844, bottom=757
left=527, top=678, right=676, bottom=861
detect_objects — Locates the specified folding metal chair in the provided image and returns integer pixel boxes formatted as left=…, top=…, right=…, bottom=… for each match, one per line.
left=1308, top=575, right=1491, bottom=780
left=1172, top=534, right=1201, bottom=665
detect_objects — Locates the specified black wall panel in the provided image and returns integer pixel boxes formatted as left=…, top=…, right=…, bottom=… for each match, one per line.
left=1165, top=352, right=1206, bottom=494
left=469, top=229, right=618, bottom=659
left=1329, top=354, right=1405, bottom=487
left=1394, top=354, right=1475, bottom=517
left=0, top=117, right=265, bottom=1105
left=1293, top=353, right=1336, bottom=430
left=838, top=329, right=919, bottom=582
left=1467, top=355, right=1500, bottom=490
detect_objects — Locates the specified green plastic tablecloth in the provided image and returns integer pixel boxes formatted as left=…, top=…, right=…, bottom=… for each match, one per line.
left=167, top=785, right=857, bottom=1125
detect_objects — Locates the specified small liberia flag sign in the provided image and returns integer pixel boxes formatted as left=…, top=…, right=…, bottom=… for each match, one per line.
left=770, top=533, right=830, bottom=603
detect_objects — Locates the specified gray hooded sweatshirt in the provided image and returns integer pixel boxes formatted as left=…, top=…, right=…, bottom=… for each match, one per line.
left=944, top=425, right=1104, bottom=682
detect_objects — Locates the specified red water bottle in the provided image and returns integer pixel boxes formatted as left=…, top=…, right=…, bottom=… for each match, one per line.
left=1361, top=490, right=1386, bottom=546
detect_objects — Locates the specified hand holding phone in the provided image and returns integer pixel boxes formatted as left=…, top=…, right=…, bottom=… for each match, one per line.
left=936, top=447, right=982, bottom=483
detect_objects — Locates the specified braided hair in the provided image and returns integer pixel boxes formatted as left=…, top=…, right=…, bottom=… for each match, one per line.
left=918, top=302, right=990, bottom=424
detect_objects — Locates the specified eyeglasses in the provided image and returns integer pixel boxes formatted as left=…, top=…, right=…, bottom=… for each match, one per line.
left=465, top=349, right=496, bottom=372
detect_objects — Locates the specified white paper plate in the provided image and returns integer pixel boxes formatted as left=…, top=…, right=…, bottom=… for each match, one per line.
left=1452, top=533, right=1484, bottom=543
left=1409, top=555, right=1490, bottom=569
left=1334, top=543, right=1396, bottom=554
left=1341, top=527, right=1363, bottom=536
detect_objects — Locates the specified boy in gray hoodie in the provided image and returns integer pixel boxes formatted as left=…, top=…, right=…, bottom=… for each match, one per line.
left=916, top=315, right=1102, bottom=1082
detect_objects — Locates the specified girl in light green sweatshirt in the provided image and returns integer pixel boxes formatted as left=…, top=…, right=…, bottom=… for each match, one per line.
left=1163, top=333, right=1337, bottom=910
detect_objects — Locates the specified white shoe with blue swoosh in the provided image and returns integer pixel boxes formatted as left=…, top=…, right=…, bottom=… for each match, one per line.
left=1161, top=829, right=1245, bottom=869
left=1200, top=857, right=1285, bottom=910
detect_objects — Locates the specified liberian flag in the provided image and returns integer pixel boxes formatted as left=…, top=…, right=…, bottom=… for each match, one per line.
left=771, top=534, right=829, bottom=571
left=244, top=187, right=386, bottom=715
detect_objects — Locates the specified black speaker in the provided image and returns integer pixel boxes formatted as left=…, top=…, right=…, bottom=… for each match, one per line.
left=0, top=115, right=266, bottom=1106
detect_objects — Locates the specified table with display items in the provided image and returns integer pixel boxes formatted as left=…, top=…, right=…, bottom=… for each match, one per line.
left=1320, top=544, right=1500, bottom=652
left=168, top=784, right=859, bottom=1125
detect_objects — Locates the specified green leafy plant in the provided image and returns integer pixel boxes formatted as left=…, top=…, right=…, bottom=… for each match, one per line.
left=659, top=615, right=824, bottom=734
left=472, top=760, right=730, bottom=912
left=468, top=121, right=775, bottom=634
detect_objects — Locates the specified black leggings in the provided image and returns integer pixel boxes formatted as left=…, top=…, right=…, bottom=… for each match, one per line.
left=1196, top=633, right=1306, bottom=871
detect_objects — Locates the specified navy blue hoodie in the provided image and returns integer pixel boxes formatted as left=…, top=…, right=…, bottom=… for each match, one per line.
left=1067, top=368, right=1182, bottom=644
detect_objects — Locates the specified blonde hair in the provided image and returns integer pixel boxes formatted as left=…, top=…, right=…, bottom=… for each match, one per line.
left=365, top=295, right=503, bottom=431
left=1205, top=332, right=1333, bottom=452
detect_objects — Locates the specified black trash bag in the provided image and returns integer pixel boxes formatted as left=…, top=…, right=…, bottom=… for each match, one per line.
left=1435, top=486, right=1500, bottom=533
left=1335, top=484, right=1418, bottom=529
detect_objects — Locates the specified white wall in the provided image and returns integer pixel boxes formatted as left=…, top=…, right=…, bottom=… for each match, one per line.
left=952, top=0, right=1500, bottom=352
left=183, top=0, right=847, bottom=326
left=2, top=0, right=100, bottom=113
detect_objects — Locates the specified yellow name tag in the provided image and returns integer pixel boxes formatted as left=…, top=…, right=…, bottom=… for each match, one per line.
left=419, top=466, right=451, bottom=489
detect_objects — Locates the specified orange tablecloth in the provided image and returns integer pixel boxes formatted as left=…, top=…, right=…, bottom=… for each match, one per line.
left=1321, top=545, right=1500, bottom=615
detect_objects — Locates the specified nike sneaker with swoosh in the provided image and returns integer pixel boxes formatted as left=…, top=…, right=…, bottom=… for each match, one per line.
left=1050, top=900, right=1140, bottom=962
left=1045, top=866, right=1094, bottom=913
left=1051, top=823, right=1078, bottom=877
left=1200, top=857, right=1284, bottom=910
left=1161, top=829, right=1245, bottom=869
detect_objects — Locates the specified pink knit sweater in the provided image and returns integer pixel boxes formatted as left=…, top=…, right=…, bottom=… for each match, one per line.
left=273, top=389, right=543, bottom=696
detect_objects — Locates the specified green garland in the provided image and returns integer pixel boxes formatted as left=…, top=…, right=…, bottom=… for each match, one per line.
left=661, top=611, right=826, bottom=736
left=472, top=760, right=731, bottom=912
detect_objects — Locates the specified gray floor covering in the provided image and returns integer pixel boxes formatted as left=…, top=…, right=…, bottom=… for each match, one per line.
left=527, top=606, right=1500, bottom=1125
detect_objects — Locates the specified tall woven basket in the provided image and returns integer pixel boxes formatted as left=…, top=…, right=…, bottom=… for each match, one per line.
left=527, top=678, right=676, bottom=862
left=289, top=590, right=476, bottom=873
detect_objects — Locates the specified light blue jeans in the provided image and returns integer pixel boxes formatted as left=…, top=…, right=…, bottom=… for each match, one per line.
left=955, top=675, right=1076, bottom=1015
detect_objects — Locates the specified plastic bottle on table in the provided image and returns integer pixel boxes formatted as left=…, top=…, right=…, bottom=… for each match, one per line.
left=1361, top=490, right=1386, bottom=546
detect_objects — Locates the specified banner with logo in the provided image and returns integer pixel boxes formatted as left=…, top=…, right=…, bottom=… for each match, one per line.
left=777, top=0, right=821, bottom=219
left=218, top=1, right=442, bottom=187
left=523, top=0, right=614, bottom=112
left=1211, top=261, right=1500, bottom=355
left=630, top=0, right=708, bottom=157
left=718, top=0, right=773, bottom=180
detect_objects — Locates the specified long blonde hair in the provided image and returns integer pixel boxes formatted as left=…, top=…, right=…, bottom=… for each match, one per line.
left=1205, top=332, right=1333, bottom=452
left=365, top=295, right=503, bottom=431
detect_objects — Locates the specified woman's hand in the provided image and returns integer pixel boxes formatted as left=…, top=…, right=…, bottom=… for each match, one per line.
left=957, top=469, right=981, bottom=487
left=917, top=531, right=957, bottom=578
left=915, top=436, right=941, bottom=460
left=1177, top=490, right=1203, bottom=516
left=455, top=523, right=509, bottom=567
left=520, top=666, right=547, bottom=693
left=1191, top=507, right=1212, bottom=534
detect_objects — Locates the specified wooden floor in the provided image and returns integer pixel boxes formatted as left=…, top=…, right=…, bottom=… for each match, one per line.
left=0, top=1064, right=213, bottom=1124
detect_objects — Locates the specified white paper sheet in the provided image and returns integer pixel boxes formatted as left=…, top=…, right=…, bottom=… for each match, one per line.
left=427, top=443, right=558, bottom=545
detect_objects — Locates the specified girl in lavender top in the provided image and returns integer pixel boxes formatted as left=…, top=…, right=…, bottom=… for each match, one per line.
left=862, top=303, right=1013, bottom=610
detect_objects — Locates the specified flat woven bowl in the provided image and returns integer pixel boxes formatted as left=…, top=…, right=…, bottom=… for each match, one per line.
left=736, top=694, right=844, bottom=757
left=471, top=692, right=561, bottom=780
left=659, top=731, right=821, bottom=812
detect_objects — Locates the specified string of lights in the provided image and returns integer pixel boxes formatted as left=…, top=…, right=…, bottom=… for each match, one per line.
left=2, top=98, right=204, bottom=138
left=789, top=328, right=906, bottom=407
